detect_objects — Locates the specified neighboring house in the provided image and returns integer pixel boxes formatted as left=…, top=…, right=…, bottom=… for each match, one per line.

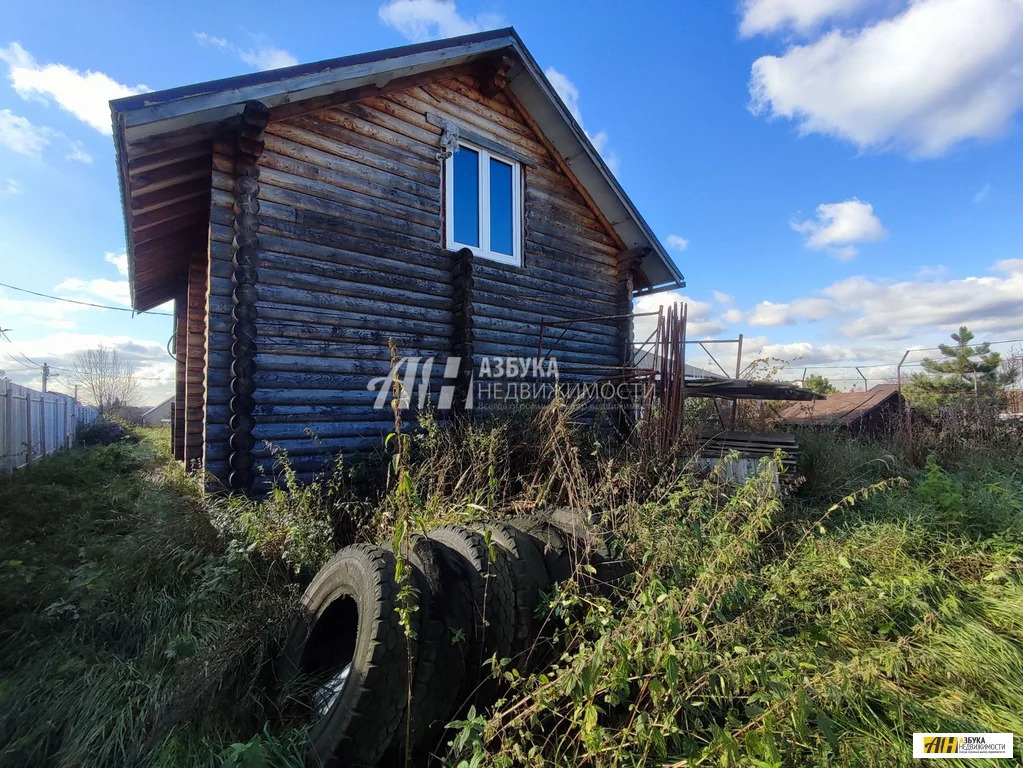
left=141, top=396, right=174, bottom=426
left=111, top=29, right=685, bottom=491
left=777, top=384, right=904, bottom=435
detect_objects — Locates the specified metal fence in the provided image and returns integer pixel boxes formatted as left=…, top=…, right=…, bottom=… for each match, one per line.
left=1, top=380, right=99, bottom=473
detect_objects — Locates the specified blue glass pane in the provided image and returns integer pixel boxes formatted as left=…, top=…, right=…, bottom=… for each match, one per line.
left=489, top=158, right=513, bottom=256
left=453, top=147, right=479, bottom=247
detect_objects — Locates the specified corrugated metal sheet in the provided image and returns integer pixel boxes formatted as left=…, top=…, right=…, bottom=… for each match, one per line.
left=777, top=384, right=902, bottom=427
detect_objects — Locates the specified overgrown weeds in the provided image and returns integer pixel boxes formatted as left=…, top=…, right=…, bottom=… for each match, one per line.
left=0, top=428, right=299, bottom=767
left=4, top=399, right=1023, bottom=767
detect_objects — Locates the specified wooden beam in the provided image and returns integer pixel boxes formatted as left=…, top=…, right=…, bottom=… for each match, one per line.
left=479, top=54, right=516, bottom=99
left=268, top=62, right=478, bottom=123
left=425, top=112, right=537, bottom=167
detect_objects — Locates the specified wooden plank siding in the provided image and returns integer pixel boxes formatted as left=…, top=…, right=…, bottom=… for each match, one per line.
left=198, top=72, right=630, bottom=483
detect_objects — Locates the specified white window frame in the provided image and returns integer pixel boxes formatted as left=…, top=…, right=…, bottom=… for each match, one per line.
left=444, top=140, right=522, bottom=266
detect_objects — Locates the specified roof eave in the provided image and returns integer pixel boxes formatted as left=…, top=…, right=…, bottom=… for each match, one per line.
left=112, top=27, right=685, bottom=307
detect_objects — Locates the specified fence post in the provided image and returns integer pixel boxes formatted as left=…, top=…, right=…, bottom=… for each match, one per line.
left=24, top=393, right=32, bottom=465
left=40, top=393, right=46, bottom=459
left=2, top=381, right=10, bottom=472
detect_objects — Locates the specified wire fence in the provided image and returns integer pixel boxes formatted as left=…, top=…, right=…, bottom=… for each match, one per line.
left=0, top=379, right=98, bottom=473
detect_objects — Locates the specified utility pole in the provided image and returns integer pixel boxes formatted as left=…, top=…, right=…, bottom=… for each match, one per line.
left=41, top=363, right=59, bottom=393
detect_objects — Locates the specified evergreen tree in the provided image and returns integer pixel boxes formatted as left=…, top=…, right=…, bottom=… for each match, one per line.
left=905, top=326, right=1016, bottom=408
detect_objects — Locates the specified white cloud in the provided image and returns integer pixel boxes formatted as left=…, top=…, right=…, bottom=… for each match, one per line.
left=55, top=277, right=130, bottom=306
left=666, top=234, right=689, bottom=252
left=195, top=32, right=298, bottom=71
left=0, top=288, right=91, bottom=330
left=634, top=291, right=727, bottom=342
left=2, top=178, right=22, bottom=195
left=748, top=0, right=1023, bottom=157
left=739, top=0, right=872, bottom=37
left=239, top=46, right=298, bottom=71
left=0, top=332, right=174, bottom=403
left=104, top=251, right=129, bottom=277
left=973, top=183, right=992, bottom=203
left=378, top=0, right=503, bottom=41
left=194, top=32, right=230, bottom=49
left=791, top=198, right=886, bottom=259
left=748, top=297, right=835, bottom=326
left=734, top=257, right=1023, bottom=346
left=65, top=140, right=92, bottom=164
left=713, top=291, right=735, bottom=304
left=545, top=67, right=582, bottom=124
left=723, top=308, right=744, bottom=324
left=0, top=108, right=94, bottom=164
left=0, top=108, right=52, bottom=155
left=0, top=42, right=148, bottom=134
left=757, top=341, right=863, bottom=364
left=828, top=259, right=1023, bottom=339
left=544, top=66, right=621, bottom=175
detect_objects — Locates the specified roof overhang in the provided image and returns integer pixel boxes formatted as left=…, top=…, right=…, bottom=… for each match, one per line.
left=112, top=28, right=685, bottom=311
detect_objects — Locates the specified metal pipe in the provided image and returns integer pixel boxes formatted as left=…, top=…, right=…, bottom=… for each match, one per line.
left=896, top=349, right=914, bottom=464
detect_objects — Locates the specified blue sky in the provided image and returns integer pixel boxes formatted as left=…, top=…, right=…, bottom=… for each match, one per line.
left=1, top=0, right=1022, bottom=402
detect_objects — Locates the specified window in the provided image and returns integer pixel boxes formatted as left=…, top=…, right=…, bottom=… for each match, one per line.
left=445, top=141, right=522, bottom=265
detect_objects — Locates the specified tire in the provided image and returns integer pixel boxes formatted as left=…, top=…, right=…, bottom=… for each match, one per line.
left=426, top=525, right=515, bottom=683
left=383, top=535, right=472, bottom=766
left=509, top=516, right=574, bottom=584
left=548, top=509, right=631, bottom=596
left=476, top=521, right=551, bottom=669
left=276, top=544, right=416, bottom=768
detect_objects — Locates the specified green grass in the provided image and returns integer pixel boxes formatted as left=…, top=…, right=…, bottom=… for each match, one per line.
left=2, top=415, right=1022, bottom=767
left=0, top=427, right=301, bottom=767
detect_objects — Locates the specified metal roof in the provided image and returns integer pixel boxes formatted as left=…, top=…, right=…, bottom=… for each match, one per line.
left=111, top=28, right=685, bottom=311
left=777, top=384, right=902, bottom=426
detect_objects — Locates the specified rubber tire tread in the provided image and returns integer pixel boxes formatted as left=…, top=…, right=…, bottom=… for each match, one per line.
left=426, top=525, right=515, bottom=679
left=383, top=535, right=471, bottom=765
left=508, top=516, right=574, bottom=584
left=548, top=509, right=632, bottom=596
left=277, top=544, right=415, bottom=768
left=477, top=521, right=551, bottom=667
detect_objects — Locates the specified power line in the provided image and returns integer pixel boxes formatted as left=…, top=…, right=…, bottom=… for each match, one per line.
left=0, top=281, right=174, bottom=316
left=0, top=330, right=45, bottom=369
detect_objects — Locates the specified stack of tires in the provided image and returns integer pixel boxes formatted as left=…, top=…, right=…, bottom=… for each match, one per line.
left=276, top=512, right=625, bottom=768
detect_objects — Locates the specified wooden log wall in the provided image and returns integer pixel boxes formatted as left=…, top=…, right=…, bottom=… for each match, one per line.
left=173, top=294, right=186, bottom=461
left=184, top=252, right=208, bottom=466
left=227, top=102, right=270, bottom=492
left=450, top=247, right=475, bottom=411
left=201, top=70, right=633, bottom=480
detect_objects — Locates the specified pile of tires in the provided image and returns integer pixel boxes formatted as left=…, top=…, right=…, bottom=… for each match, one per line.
left=276, top=512, right=626, bottom=768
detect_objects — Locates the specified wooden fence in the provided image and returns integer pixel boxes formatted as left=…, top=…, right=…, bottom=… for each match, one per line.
left=0, top=380, right=98, bottom=473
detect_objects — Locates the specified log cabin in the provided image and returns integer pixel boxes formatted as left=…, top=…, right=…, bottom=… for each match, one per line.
left=111, top=28, right=685, bottom=491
